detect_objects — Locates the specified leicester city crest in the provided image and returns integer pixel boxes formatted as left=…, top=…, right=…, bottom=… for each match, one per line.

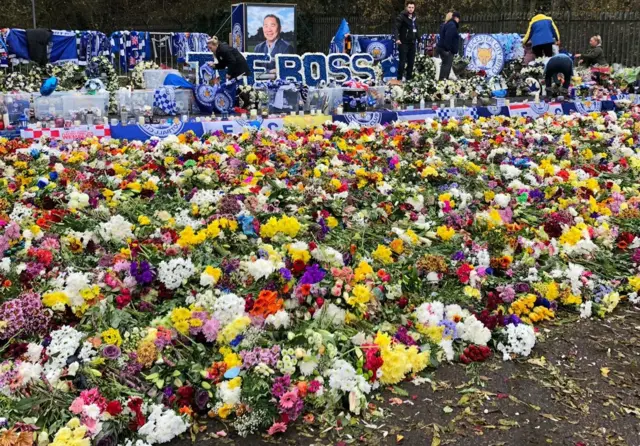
left=139, top=122, right=185, bottom=138
left=344, top=112, right=383, bottom=126
left=529, top=102, right=549, bottom=116
left=574, top=100, right=602, bottom=114
left=214, top=90, right=234, bottom=113
left=366, top=42, right=388, bottom=61
left=464, top=35, right=505, bottom=78
left=232, top=23, right=243, bottom=50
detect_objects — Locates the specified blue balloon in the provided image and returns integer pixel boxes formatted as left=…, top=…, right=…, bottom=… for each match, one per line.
left=40, top=77, right=58, bottom=96
left=223, top=366, right=241, bottom=379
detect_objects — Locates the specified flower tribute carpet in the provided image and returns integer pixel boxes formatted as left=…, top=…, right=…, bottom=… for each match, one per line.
left=1, top=111, right=640, bottom=445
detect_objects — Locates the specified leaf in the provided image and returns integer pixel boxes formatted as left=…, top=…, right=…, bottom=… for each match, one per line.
left=396, top=434, right=404, bottom=443
left=498, top=419, right=519, bottom=427
left=443, top=406, right=453, bottom=414
left=600, top=367, right=610, bottom=377
left=541, top=413, right=561, bottom=422
left=392, top=386, right=409, bottom=397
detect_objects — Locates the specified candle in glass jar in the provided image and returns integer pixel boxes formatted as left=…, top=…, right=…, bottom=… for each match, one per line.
left=336, top=106, right=343, bottom=115
left=250, top=109, right=257, bottom=118
left=138, top=116, right=145, bottom=125
left=74, top=120, right=81, bottom=127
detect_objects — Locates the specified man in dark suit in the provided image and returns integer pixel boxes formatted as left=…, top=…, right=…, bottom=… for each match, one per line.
left=255, top=14, right=294, bottom=71
left=207, top=37, right=251, bottom=80
left=394, top=0, right=418, bottom=81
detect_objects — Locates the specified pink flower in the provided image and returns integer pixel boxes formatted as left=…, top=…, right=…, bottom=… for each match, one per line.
left=279, top=390, right=298, bottom=409
left=267, top=421, right=287, bottom=436
left=202, top=318, right=220, bottom=343
left=69, top=397, right=84, bottom=414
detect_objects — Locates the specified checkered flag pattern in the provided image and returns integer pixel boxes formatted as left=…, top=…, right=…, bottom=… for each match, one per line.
left=153, top=86, right=178, bottom=115
left=436, top=107, right=479, bottom=120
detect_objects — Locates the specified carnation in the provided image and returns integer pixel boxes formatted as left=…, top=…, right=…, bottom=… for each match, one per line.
left=311, top=246, right=345, bottom=267
left=414, top=301, right=445, bottom=327
left=313, top=303, right=345, bottom=326
left=158, top=258, right=195, bottom=290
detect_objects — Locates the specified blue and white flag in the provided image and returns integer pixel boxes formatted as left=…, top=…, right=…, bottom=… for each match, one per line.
left=330, top=19, right=351, bottom=53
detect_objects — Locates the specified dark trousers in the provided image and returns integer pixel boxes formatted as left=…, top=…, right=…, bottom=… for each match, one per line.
left=533, top=43, right=554, bottom=58
left=438, top=49, right=454, bottom=81
left=398, top=43, right=416, bottom=81
left=545, top=57, right=572, bottom=89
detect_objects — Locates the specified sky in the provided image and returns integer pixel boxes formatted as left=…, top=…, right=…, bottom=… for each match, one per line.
left=246, top=6, right=295, bottom=36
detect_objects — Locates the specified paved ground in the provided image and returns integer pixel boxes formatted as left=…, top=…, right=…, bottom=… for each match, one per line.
left=171, top=307, right=640, bottom=446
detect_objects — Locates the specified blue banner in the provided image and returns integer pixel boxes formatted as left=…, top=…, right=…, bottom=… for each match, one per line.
left=231, top=4, right=245, bottom=52
left=358, top=38, right=395, bottom=62
left=110, top=122, right=205, bottom=140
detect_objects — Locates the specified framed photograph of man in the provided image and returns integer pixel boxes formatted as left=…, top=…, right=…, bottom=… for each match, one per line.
left=246, top=4, right=296, bottom=56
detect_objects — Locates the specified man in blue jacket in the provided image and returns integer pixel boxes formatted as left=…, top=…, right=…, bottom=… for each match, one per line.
left=395, top=0, right=419, bottom=81
left=523, top=11, right=560, bottom=58
left=436, top=11, right=460, bottom=81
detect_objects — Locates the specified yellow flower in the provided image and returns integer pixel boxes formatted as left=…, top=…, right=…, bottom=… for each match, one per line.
left=42, top=291, right=70, bottom=308
left=436, top=225, right=455, bottom=241
left=559, top=226, right=582, bottom=246
left=347, top=284, right=371, bottom=308
left=217, top=403, right=234, bottom=419
left=463, top=286, right=481, bottom=299
left=628, top=276, right=640, bottom=292
left=101, top=328, right=123, bottom=347
left=138, top=215, right=151, bottom=225
left=354, top=261, right=373, bottom=282
left=544, top=282, right=559, bottom=300
left=203, top=266, right=222, bottom=284
left=218, top=316, right=251, bottom=344
left=389, top=238, right=404, bottom=255
left=372, top=244, right=394, bottom=264
left=127, top=181, right=142, bottom=193
left=326, top=216, right=338, bottom=228
left=246, top=153, right=258, bottom=164
left=227, top=376, right=242, bottom=389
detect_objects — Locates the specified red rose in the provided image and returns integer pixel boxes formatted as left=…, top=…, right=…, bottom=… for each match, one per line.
left=106, top=400, right=123, bottom=416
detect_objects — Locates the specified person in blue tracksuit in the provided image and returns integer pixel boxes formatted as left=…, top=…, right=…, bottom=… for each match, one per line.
left=523, top=12, right=560, bottom=58
left=436, top=11, right=460, bottom=81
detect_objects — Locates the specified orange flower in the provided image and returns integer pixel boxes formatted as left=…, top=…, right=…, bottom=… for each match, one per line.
left=296, top=381, right=308, bottom=398
left=179, top=406, right=193, bottom=416
left=250, top=290, right=284, bottom=319
left=300, top=284, right=312, bottom=297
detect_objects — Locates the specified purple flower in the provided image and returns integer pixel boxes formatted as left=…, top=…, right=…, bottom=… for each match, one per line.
left=130, top=261, right=154, bottom=285
left=514, top=283, right=530, bottom=293
left=394, top=326, right=417, bottom=346
left=271, top=375, right=291, bottom=398
left=279, top=268, right=292, bottom=281
left=299, top=264, right=326, bottom=285
left=102, top=345, right=121, bottom=360
left=451, top=251, right=465, bottom=261
left=195, top=388, right=210, bottom=411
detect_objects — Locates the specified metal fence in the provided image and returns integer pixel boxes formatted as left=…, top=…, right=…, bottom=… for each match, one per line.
left=311, top=11, right=640, bottom=66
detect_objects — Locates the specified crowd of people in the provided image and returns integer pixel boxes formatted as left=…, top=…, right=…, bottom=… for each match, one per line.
left=394, top=1, right=610, bottom=96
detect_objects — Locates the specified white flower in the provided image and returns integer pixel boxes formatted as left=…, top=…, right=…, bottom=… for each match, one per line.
left=414, top=301, right=444, bottom=327
left=311, top=246, right=344, bottom=267
left=83, top=403, right=101, bottom=419
left=496, top=324, right=536, bottom=361
left=218, top=381, right=242, bottom=405
left=138, top=405, right=189, bottom=444
left=99, top=215, right=134, bottom=244
left=26, top=343, right=43, bottom=363
left=500, top=164, right=521, bottom=180
left=265, top=310, right=290, bottom=329
left=17, top=361, right=43, bottom=385
left=460, top=315, right=491, bottom=346
left=326, top=359, right=371, bottom=394
left=158, top=258, right=195, bottom=290
left=244, top=258, right=276, bottom=281
left=0, top=258, right=11, bottom=273
left=494, top=193, right=511, bottom=208
left=313, top=303, right=345, bottom=326
left=579, top=300, right=593, bottom=318
left=212, top=293, right=246, bottom=325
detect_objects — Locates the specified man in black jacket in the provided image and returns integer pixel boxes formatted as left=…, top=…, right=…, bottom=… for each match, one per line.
left=437, top=11, right=460, bottom=81
left=207, top=37, right=251, bottom=80
left=395, top=0, right=418, bottom=81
